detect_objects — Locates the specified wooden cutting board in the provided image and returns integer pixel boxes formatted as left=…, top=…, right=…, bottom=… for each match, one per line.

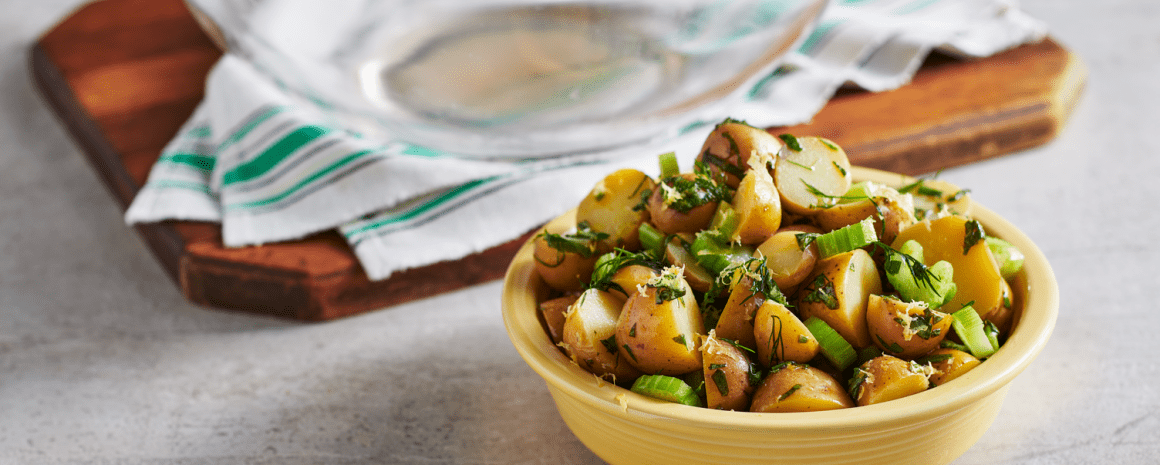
left=29, top=0, right=1085, bottom=321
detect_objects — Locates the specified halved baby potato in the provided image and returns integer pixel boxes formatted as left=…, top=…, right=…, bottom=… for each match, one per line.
left=795, top=249, right=882, bottom=349
left=576, top=168, right=655, bottom=252
left=561, top=289, right=641, bottom=384
left=849, top=355, right=932, bottom=406
left=866, top=294, right=952, bottom=359
left=701, top=330, right=757, bottom=411
left=695, top=120, right=782, bottom=188
left=750, top=362, right=853, bottom=413
left=774, top=136, right=852, bottom=215
left=730, top=163, right=783, bottom=245
left=752, top=300, right=819, bottom=366
left=617, top=267, right=705, bottom=375
left=755, top=225, right=823, bottom=293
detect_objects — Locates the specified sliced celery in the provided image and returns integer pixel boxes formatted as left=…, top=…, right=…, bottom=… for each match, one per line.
left=803, top=317, right=856, bottom=371
left=638, top=222, right=665, bottom=258
left=816, top=217, right=878, bottom=258
left=884, top=245, right=956, bottom=308
left=709, top=201, right=739, bottom=239
left=951, top=306, right=996, bottom=359
left=658, top=151, right=680, bottom=179
left=631, top=374, right=703, bottom=407
left=690, top=231, right=754, bottom=276
left=985, top=236, right=1025, bottom=280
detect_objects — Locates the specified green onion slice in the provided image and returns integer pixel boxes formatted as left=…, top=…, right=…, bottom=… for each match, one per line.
left=803, top=317, right=857, bottom=371
left=630, top=374, right=703, bottom=407
left=816, top=217, right=878, bottom=258
left=658, top=151, right=680, bottom=179
left=951, top=306, right=996, bottom=359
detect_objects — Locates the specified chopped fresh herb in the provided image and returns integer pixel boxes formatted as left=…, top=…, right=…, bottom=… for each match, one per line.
left=848, top=367, right=871, bottom=401
left=778, top=134, right=802, bottom=152
left=914, top=353, right=954, bottom=365
left=708, top=363, right=727, bottom=370
left=748, top=362, right=764, bottom=387
left=629, top=323, right=637, bottom=338
left=622, top=344, right=638, bottom=363
left=798, top=335, right=810, bottom=344
left=699, top=149, right=746, bottom=179
left=795, top=232, right=820, bottom=251
left=673, top=334, right=687, bottom=346
left=947, top=189, right=971, bottom=202
left=899, top=179, right=944, bottom=197
left=964, top=219, right=985, bottom=254
left=778, top=383, right=803, bottom=402
left=657, top=172, right=731, bottom=213
left=536, top=221, right=608, bottom=262
left=802, top=274, right=839, bottom=310
left=785, top=158, right=814, bottom=171
left=833, top=161, right=848, bottom=177
left=647, top=266, right=688, bottom=304
left=631, top=188, right=652, bottom=212
left=594, top=191, right=606, bottom=201
left=588, top=248, right=663, bottom=294
left=895, top=307, right=946, bottom=340
left=820, top=139, right=840, bottom=151
left=718, top=337, right=756, bottom=354
left=711, top=369, right=730, bottom=396
left=600, top=335, right=618, bottom=355
left=876, top=335, right=905, bottom=354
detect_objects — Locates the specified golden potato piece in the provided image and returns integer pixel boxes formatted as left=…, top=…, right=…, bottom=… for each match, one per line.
left=617, top=267, right=705, bottom=375
left=702, top=331, right=756, bottom=411
left=850, top=355, right=932, bottom=406
left=577, top=168, right=655, bottom=252
left=753, top=300, right=819, bottom=366
left=561, top=289, right=640, bottom=384
left=924, top=348, right=982, bottom=386
left=794, top=249, right=882, bottom=349
left=892, top=215, right=1004, bottom=318
left=866, top=294, right=952, bottom=360
left=750, top=362, right=853, bottom=413
left=774, top=136, right=852, bottom=215
left=696, top=120, right=782, bottom=188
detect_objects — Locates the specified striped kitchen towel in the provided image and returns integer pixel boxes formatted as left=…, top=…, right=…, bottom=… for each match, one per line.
left=126, top=0, right=1046, bottom=281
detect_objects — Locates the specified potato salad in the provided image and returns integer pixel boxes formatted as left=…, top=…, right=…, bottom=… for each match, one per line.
left=533, top=119, right=1025, bottom=412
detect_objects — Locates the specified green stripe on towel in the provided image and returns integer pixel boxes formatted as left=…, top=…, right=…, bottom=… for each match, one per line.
left=222, top=125, right=331, bottom=186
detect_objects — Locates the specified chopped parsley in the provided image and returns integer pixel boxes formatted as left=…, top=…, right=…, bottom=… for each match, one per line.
left=656, top=172, right=731, bottom=213
left=535, top=221, right=608, bottom=265
left=964, top=219, right=985, bottom=254
left=778, top=383, right=803, bottom=402
left=646, top=266, right=688, bottom=305
left=801, top=273, right=839, bottom=310
left=711, top=369, right=730, bottom=396
left=778, top=133, right=803, bottom=152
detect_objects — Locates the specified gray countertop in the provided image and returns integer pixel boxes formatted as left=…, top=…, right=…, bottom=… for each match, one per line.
left=2, top=0, right=1157, bottom=463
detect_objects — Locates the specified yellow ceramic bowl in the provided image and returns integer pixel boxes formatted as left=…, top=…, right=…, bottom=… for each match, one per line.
left=502, top=167, right=1058, bottom=465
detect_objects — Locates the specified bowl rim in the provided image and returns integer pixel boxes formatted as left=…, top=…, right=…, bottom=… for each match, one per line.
left=502, top=166, right=1059, bottom=430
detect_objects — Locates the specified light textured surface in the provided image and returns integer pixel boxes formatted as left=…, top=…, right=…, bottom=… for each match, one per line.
left=2, top=0, right=1157, bottom=463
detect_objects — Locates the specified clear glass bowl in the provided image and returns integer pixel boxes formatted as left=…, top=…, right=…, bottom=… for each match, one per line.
left=194, top=0, right=829, bottom=158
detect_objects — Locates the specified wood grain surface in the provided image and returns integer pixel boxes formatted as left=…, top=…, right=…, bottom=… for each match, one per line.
left=29, top=0, right=1085, bottom=321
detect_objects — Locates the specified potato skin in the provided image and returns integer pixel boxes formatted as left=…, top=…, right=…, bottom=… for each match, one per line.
left=696, top=121, right=782, bottom=188
left=755, top=225, right=822, bottom=293
left=540, top=294, right=580, bottom=345
left=866, top=294, right=952, bottom=359
left=730, top=165, right=783, bottom=245
left=702, top=331, right=756, bottom=411
left=616, top=271, right=705, bottom=375
left=576, top=168, right=655, bottom=252
left=533, top=227, right=600, bottom=292
left=850, top=355, right=931, bottom=406
left=561, top=290, right=641, bottom=384
left=647, top=173, right=721, bottom=235
left=750, top=363, right=853, bottom=413
left=925, top=348, right=981, bottom=386
left=752, top=300, right=819, bottom=366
